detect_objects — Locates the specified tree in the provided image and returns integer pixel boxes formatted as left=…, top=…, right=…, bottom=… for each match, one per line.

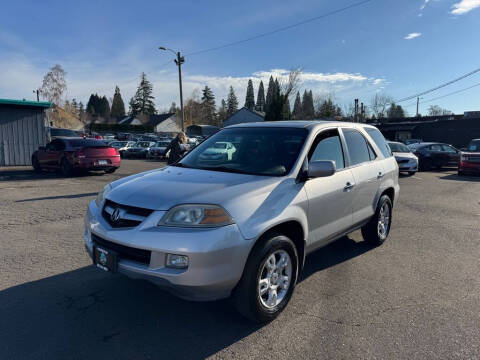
left=292, top=91, right=302, bottom=119
left=40, top=64, right=67, bottom=106
left=255, top=81, right=265, bottom=112
left=302, top=90, right=315, bottom=119
left=265, top=69, right=302, bottom=122
left=201, top=86, right=216, bottom=125
left=265, top=76, right=276, bottom=111
left=78, top=101, right=85, bottom=121
left=226, top=86, right=238, bottom=117
left=184, top=89, right=203, bottom=126
left=218, top=99, right=227, bottom=123
left=427, top=105, right=453, bottom=116
left=370, top=93, right=393, bottom=119
left=387, top=102, right=405, bottom=118
left=111, top=86, right=126, bottom=118
left=129, top=72, right=156, bottom=116
left=244, top=79, right=255, bottom=110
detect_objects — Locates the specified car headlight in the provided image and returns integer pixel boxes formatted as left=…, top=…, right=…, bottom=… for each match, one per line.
left=95, top=184, right=112, bottom=207
left=461, top=154, right=468, bottom=161
left=159, top=204, right=234, bottom=227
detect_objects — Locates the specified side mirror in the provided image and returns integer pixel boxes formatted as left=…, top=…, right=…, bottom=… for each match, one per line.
left=307, top=160, right=336, bottom=178
left=39, top=146, right=46, bottom=151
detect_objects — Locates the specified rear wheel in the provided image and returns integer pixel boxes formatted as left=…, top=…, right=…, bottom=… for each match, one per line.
left=458, top=170, right=465, bottom=176
left=32, top=156, right=41, bottom=172
left=61, top=158, right=72, bottom=177
left=233, top=233, right=298, bottom=323
left=361, top=195, right=392, bottom=246
left=104, top=168, right=116, bottom=174
left=420, top=159, right=431, bottom=171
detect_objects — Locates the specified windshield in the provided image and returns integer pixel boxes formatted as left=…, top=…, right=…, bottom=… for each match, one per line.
left=388, top=142, right=410, bottom=153
left=467, top=140, right=480, bottom=151
left=176, top=127, right=308, bottom=176
left=50, top=128, right=77, bottom=137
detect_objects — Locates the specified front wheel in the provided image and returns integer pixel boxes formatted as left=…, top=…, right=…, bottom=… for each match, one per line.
left=233, top=233, right=298, bottom=323
left=361, top=195, right=393, bottom=246
left=32, top=156, right=41, bottom=172
left=408, top=171, right=416, bottom=176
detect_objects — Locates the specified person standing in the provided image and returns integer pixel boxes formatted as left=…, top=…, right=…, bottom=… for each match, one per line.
left=165, top=132, right=188, bottom=164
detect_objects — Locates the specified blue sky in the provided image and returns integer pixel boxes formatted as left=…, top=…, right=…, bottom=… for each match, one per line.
left=1, top=0, right=479, bottom=115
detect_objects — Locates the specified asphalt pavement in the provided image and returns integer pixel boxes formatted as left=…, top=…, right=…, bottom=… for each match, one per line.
left=0, top=161, right=479, bottom=359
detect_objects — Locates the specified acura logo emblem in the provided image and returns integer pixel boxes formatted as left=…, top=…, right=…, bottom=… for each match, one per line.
left=111, top=208, right=121, bottom=222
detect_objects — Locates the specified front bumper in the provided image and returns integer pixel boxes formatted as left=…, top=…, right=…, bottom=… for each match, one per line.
left=397, top=159, right=418, bottom=172
left=84, top=200, right=252, bottom=301
left=459, top=161, right=480, bottom=173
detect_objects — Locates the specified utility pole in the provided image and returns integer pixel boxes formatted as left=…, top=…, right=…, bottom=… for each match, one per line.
left=159, top=47, right=185, bottom=132
left=354, top=98, right=359, bottom=122
left=416, top=97, right=420, bottom=117
left=33, top=89, right=39, bottom=102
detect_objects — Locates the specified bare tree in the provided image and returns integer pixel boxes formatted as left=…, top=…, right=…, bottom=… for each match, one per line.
left=427, top=105, right=453, bottom=116
left=370, top=92, right=393, bottom=119
left=40, top=64, right=67, bottom=106
left=280, top=68, right=302, bottom=101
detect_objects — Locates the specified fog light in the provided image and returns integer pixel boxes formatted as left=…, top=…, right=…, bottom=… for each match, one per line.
left=166, top=254, right=189, bottom=269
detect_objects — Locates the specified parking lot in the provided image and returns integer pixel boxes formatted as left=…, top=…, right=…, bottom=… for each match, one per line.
left=0, top=160, right=479, bottom=359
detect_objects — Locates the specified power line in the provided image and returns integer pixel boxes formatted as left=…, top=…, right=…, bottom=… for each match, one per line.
left=185, top=0, right=373, bottom=57
left=403, top=81, right=480, bottom=108
left=395, top=67, right=480, bottom=103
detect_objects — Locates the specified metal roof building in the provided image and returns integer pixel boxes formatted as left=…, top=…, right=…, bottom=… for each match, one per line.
left=0, top=98, right=52, bottom=166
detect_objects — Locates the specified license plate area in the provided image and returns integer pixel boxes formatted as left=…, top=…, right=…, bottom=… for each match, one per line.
left=97, top=160, right=108, bottom=166
left=94, top=246, right=117, bottom=272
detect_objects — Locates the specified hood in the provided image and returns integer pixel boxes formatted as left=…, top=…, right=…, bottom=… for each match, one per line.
left=107, top=166, right=280, bottom=211
left=392, top=151, right=417, bottom=159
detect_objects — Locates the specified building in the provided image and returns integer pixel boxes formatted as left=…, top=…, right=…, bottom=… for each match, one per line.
left=147, top=113, right=181, bottom=134
left=223, top=107, right=265, bottom=127
left=369, top=114, right=480, bottom=148
left=0, top=98, right=52, bottom=166
left=186, top=124, right=220, bottom=137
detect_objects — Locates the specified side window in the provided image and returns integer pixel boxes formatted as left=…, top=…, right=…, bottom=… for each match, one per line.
left=342, top=128, right=371, bottom=166
left=430, top=144, right=442, bottom=151
left=366, top=141, right=377, bottom=161
left=308, top=129, right=345, bottom=170
left=48, top=139, right=63, bottom=151
left=441, top=144, right=457, bottom=153
left=365, top=127, right=392, bottom=158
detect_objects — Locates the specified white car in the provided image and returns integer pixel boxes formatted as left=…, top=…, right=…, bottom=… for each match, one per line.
left=109, top=141, right=136, bottom=158
left=388, top=141, right=418, bottom=175
left=198, top=141, right=236, bottom=161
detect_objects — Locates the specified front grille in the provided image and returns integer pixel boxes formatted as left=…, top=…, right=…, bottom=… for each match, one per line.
left=397, top=159, right=409, bottom=164
left=92, top=233, right=151, bottom=265
left=102, top=199, right=154, bottom=228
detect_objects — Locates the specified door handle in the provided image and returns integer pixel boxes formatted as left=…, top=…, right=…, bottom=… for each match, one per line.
left=344, top=182, right=355, bottom=191
left=377, top=172, right=384, bottom=179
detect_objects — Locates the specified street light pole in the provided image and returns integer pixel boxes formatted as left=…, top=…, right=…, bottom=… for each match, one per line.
left=159, top=47, right=185, bottom=132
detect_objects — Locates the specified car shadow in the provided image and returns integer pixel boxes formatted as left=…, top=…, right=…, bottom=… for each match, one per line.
left=0, top=235, right=374, bottom=359
left=15, top=192, right=98, bottom=202
left=0, top=168, right=111, bottom=182
left=439, top=173, right=480, bottom=182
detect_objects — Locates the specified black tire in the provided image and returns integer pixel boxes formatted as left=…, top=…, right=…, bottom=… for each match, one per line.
left=32, top=156, right=41, bottom=172
left=420, top=159, right=431, bottom=171
left=458, top=170, right=465, bottom=176
left=61, top=158, right=72, bottom=177
left=104, top=168, right=116, bottom=174
left=233, top=233, right=298, bottom=323
left=408, top=171, right=416, bottom=176
left=361, top=195, right=393, bottom=246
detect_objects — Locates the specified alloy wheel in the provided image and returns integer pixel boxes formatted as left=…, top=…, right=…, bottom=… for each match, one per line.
left=258, top=250, right=292, bottom=309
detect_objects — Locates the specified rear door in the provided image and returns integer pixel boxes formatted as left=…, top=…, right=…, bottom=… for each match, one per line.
left=441, top=144, right=460, bottom=167
left=304, top=128, right=355, bottom=246
left=341, top=128, right=383, bottom=225
left=45, top=139, right=64, bottom=168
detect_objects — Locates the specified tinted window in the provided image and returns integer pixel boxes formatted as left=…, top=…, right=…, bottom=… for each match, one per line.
left=468, top=140, right=480, bottom=151
left=50, top=128, right=77, bottom=137
left=441, top=144, right=457, bottom=153
left=179, top=127, right=307, bottom=176
left=309, top=130, right=345, bottom=170
left=365, top=127, right=392, bottom=158
left=429, top=144, right=442, bottom=151
left=343, top=129, right=371, bottom=166
left=388, top=142, right=410, bottom=153
left=67, top=139, right=107, bottom=148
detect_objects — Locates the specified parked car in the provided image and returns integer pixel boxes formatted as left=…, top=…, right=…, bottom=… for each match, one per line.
left=458, top=138, right=480, bottom=175
left=388, top=141, right=418, bottom=175
left=47, top=127, right=78, bottom=141
left=109, top=141, right=136, bottom=158
left=412, top=142, right=460, bottom=171
left=123, top=141, right=156, bottom=158
left=198, top=141, right=236, bottom=162
left=147, top=140, right=171, bottom=159
left=403, top=138, right=423, bottom=146
left=102, top=134, right=116, bottom=141
left=84, top=121, right=399, bottom=322
left=32, top=137, right=120, bottom=176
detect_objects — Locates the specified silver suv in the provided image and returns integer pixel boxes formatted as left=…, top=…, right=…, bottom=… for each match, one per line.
left=84, top=121, right=399, bottom=322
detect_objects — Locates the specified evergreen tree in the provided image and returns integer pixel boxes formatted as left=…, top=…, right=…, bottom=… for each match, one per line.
left=78, top=101, right=85, bottom=121
left=255, top=81, right=265, bottom=112
left=129, top=72, right=156, bottom=116
left=387, top=103, right=405, bottom=118
left=99, top=96, right=110, bottom=118
left=169, top=102, right=178, bottom=113
left=86, top=94, right=98, bottom=116
left=218, top=99, right=227, bottom=123
left=265, top=76, right=275, bottom=111
left=292, top=91, right=302, bottom=119
left=282, top=97, right=291, bottom=120
left=244, top=79, right=255, bottom=110
left=111, top=86, right=126, bottom=118
left=226, top=86, right=238, bottom=117
left=201, top=86, right=216, bottom=124
left=302, top=90, right=315, bottom=119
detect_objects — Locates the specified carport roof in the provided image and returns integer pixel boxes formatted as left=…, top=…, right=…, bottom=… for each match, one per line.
left=0, top=98, right=52, bottom=109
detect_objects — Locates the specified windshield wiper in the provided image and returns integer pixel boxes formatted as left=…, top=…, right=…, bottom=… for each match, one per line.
left=171, top=162, right=191, bottom=168
left=200, top=166, right=249, bottom=174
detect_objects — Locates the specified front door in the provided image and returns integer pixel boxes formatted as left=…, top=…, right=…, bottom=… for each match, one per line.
left=303, top=129, right=354, bottom=246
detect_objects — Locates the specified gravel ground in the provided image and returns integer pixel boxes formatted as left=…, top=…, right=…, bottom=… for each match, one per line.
left=0, top=161, right=479, bottom=360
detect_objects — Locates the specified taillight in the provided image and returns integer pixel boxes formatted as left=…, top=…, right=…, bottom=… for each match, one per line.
left=114, top=148, right=120, bottom=156
left=76, top=150, right=86, bottom=159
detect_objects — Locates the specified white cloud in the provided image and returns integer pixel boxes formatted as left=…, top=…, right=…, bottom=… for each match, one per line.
left=404, top=32, right=422, bottom=40
left=420, top=0, right=430, bottom=10
left=451, top=0, right=480, bottom=14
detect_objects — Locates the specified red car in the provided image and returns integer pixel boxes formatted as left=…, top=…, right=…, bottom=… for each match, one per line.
left=459, top=138, right=480, bottom=175
left=32, top=137, right=121, bottom=176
